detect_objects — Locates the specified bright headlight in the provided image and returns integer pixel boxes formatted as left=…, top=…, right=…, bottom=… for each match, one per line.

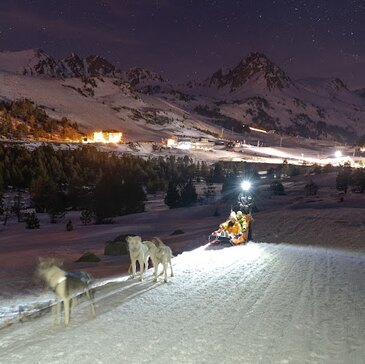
left=334, top=150, right=342, bottom=158
left=241, top=180, right=251, bottom=191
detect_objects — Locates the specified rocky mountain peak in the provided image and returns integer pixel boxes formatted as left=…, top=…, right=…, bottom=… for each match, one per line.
left=126, top=67, right=165, bottom=87
left=327, top=78, right=348, bottom=92
left=0, top=49, right=121, bottom=79
left=22, top=49, right=61, bottom=78
left=62, top=53, right=84, bottom=77
left=208, top=52, right=294, bottom=92
left=85, top=55, right=116, bottom=77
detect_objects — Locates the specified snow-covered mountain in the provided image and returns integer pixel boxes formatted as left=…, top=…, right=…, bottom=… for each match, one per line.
left=0, top=49, right=118, bottom=79
left=174, top=54, right=365, bottom=142
left=0, top=49, right=364, bottom=143
left=196, top=52, right=295, bottom=93
left=0, top=49, right=61, bottom=77
left=125, top=67, right=166, bottom=90
left=61, top=53, right=117, bottom=78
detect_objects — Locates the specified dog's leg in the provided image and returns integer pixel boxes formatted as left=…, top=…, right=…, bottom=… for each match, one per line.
left=163, top=261, right=168, bottom=283
left=85, top=289, right=96, bottom=317
left=144, top=256, right=149, bottom=273
left=131, top=258, right=136, bottom=278
left=64, top=298, right=70, bottom=326
left=54, top=300, right=61, bottom=325
left=153, top=262, right=159, bottom=282
left=170, top=259, right=174, bottom=277
left=72, top=296, right=79, bottom=307
left=138, top=258, right=144, bottom=281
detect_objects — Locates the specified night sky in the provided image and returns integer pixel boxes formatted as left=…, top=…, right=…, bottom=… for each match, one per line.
left=1, top=0, right=364, bottom=87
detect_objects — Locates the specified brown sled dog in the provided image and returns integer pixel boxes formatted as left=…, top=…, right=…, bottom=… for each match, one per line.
left=36, top=257, right=96, bottom=326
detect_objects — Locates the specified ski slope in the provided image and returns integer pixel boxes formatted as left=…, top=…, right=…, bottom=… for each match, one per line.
left=1, top=242, right=364, bottom=364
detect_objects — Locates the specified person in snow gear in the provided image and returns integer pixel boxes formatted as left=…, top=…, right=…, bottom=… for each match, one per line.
left=208, top=180, right=256, bottom=246
left=231, top=210, right=252, bottom=245
left=237, top=192, right=254, bottom=213
left=209, top=211, right=242, bottom=245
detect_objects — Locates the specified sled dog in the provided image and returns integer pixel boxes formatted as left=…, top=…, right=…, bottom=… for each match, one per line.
left=36, top=257, right=96, bottom=326
left=126, top=235, right=150, bottom=281
left=147, top=237, right=174, bottom=283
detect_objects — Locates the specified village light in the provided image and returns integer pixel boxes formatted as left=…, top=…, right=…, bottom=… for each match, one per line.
left=85, top=130, right=123, bottom=144
left=167, top=138, right=176, bottom=147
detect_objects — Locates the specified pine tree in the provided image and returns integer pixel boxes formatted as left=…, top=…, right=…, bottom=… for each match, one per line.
left=180, top=179, right=197, bottom=206
left=304, top=180, right=319, bottom=196
left=164, top=181, right=180, bottom=208
left=26, top=212, right=40, bottom=229
left=336, top=163, right=352, bottom=193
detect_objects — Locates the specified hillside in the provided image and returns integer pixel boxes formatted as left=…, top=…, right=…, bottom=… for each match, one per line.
left=0, top=49, right=364, bottom=143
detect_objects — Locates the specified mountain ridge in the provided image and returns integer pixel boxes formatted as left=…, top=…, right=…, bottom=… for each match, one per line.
left=0, top=48, right=364, bottom=143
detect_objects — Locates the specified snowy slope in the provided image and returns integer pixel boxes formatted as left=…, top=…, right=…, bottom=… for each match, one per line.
left=0, top=243, right=364, bottom=364
left=0, top=70, right=215, bottom=141
left=0, top=49, right=221, bottom=141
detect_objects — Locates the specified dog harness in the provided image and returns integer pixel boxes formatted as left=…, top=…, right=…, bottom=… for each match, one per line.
left=51, top=276, right=67, bottom=292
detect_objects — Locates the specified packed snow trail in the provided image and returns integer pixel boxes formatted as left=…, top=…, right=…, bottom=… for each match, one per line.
left=0, top=242, right=364, bottom=364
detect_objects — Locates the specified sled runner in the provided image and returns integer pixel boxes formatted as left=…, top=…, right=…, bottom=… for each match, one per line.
left=208, top=235, right=233, bottom=245
left=205, top=234, right=233, bottom=250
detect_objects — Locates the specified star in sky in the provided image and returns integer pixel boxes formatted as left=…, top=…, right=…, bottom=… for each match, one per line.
left=0, top=0, right=364, bottom=87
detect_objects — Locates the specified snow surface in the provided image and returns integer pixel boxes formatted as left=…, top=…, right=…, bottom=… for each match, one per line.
left=0, top=242, right=364, bottom=364
left=0, top=173, right=365, bottom=363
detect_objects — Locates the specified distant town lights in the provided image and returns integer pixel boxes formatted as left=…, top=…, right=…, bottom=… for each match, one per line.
left=83, top=130, right=123, bottom=144
left=166, top=138, right=176, bottom=147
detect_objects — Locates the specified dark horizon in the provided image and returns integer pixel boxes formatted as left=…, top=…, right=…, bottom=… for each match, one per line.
left=1, top=0, right=364, bottom=87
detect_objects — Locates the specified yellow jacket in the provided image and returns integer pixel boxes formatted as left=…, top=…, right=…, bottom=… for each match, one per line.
left=221, top=221, right=242, bottom=235
left=238, top=215, right=250, bottom=231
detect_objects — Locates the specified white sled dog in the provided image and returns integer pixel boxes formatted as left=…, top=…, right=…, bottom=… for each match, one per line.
left=126, top=235, right=150, bottom=281
left=36, top=257, right=96, bottom=326
left=146, top=237, right=174, bottom=283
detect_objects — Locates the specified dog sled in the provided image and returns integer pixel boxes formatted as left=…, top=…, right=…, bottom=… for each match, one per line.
left=206, top=210, right=252, bottom=249
left=207, top=234, right=233, bottom=247
left=207, top=228, right=250, bottom=248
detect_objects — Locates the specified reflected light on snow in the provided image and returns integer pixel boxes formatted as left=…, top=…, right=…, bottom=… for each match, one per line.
left=176, top=142, right=192, bottom=150
left=177, top=243, right=264, bottom=272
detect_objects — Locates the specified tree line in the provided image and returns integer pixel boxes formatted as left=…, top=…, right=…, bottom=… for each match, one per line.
left=2, top=144, right=362, bottom=225
left=0, top=144, right=222, bottom=223
left=336, top=163, right=365, bottom=193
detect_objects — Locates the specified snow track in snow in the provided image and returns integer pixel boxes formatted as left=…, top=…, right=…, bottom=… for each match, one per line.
left=0, top=242, right=364, bottom=364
